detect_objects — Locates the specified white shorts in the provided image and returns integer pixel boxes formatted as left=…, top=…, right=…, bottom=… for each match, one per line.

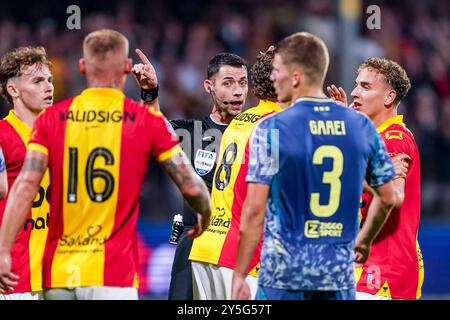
left=43, top=286, right=138, bottom=300
left=192, top=261, right=258, bottom=300
left=0, top=291, right=44, bottom=300
left=356, top=291, right=392, bottom=300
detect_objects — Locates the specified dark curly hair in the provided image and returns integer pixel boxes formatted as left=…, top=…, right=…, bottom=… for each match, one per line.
left=251, top=45, right=277, bottom=101
left=359, top=57, right=411, bottom=106
left=0, top=46, right=52, bottom=104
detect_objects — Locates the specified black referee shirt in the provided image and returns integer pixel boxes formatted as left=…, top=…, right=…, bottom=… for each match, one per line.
left=170, top=116, right=228, bottom=226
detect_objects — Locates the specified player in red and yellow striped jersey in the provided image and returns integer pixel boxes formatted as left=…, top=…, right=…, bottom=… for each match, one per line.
left=189, top=46, right=283, bottom=300
left=0, top=29, right=211, bottom=300
left=329, top=57, right=423, bottom=299
left=0, top=146, right=6, bottom=198
left=0, top=47, right=53, bottom=300
left=355, top=115, right=423, bottom=299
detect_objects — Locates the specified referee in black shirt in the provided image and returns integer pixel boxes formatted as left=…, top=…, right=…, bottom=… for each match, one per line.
left=132, top=49, right=249, bottom=299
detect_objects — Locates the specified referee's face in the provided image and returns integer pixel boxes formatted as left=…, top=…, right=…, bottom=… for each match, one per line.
left=210, top=65, right=248, bottom=116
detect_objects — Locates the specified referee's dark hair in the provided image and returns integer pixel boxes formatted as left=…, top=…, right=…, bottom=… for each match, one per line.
left=207, top=53, right=247, bottom=79
left=251, top=45, right=277, bottom=102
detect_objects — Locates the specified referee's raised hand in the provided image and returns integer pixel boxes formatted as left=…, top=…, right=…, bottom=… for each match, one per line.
left=132, top=49, right=158, bottom=90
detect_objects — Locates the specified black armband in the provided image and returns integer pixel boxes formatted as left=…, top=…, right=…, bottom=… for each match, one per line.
left=141, top=85, right=159, bottom=103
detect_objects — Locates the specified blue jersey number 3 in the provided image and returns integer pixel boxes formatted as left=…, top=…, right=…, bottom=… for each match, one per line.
left=310, top=145, right=343, bottom=217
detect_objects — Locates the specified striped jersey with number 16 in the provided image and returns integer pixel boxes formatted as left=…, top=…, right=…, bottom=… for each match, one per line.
left=28, top=88, right=180, bottom=289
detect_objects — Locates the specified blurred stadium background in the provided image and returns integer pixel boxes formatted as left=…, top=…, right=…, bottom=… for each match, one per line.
left=0, top=0, right=449, bottom=299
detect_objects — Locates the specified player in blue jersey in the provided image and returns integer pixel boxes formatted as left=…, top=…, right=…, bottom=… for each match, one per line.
left=231, top=32, right=399, bottom=300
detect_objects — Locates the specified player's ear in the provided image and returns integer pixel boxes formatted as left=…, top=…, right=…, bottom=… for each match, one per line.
left=385, top=89, right=397, bottom=107
left=124, top=58, right=132, bottom=74
left=79, top=58, right=86, bottom=75
left=6, top=80, right=19, bottom=100
left=204, top=80, right=213, bottom=93
left=292, top=71, right=301, bottom=88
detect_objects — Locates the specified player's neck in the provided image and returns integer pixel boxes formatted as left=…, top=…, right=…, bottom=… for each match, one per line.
left=13, top=103, right=40, bottom=128
left=292, top=86, right=326, bottom=102
left=87, top=76, right=125, bottom=92
left=371, top=107, right=397, bottom=128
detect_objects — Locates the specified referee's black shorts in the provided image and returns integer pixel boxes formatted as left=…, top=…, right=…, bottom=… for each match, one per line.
left=168, top=226, right=194, bottom=300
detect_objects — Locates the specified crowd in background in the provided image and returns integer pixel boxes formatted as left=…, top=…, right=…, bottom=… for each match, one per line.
left=1, top=0, right=449, bottom=220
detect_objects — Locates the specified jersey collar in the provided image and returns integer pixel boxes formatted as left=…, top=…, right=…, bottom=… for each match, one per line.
left=208, top=115, right=228, bottom=126
left=81, top=87, right=125, bottom=99
left=5, top=109, right=32, bottom=138
left=293, top=96, right=333, bottom=105
left=377, top=115, right=405, bottom=133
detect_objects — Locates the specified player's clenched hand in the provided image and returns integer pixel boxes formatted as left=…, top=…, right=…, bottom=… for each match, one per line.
left=392, top=153, right=410, bottom=179
left=132, top=49, right=158, bottom=90
left=231, top=272, right=251, bottom=300
left=327, top=84, right=349, bottom=107
left=187, top=213, right=208, bottom=239
left=0, top=250, right=19, bottom=293
left=354, top=239, right=371, bottom=268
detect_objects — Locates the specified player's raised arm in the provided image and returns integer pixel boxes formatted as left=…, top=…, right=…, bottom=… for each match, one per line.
left=132, top=49, right=161, bottom=111
left=0, top=150, right=48, bottom=292
left=159, top=151, right=212, bottom=238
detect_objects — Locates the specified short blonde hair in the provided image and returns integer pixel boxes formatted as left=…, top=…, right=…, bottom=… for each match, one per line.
left=275, top=32, right=330, bottom=86
left=83, top=29, right=129, bottom=58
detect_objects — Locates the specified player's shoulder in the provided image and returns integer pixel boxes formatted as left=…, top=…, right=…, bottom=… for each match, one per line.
left=0, top=117, right=11, bottom=130
left=0, top=117, right=15, bottom=141
left=52, top=96, right=77, bottom=110
left=0, top=113, right=30, bottom=149
left=253, top=100, right=297, bottom=128
left=39, top=97, right=76, bottom=119
left=237, top=100, right=280, bottom=117
left=229, top=106, right=265, bottom=128
left=381, top=123, right=418, bottom=156
left=252, top=110, right=280, bottom=132
left=382, top=122, right=415, bottom=139
left=0, top=110, right=32, bottom=134
left=169, top=118, right=196, bottom=130
left=123, top=97, right=153, bottom=114
left=242, top=103, right=271, bottom=115
left=123, top=98, right=169, bottom=124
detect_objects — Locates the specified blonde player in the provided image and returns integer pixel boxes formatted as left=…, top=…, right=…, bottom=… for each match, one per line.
left=0, top=29, right=211, bottom=300
left=0, top=47, right=53, bottom=299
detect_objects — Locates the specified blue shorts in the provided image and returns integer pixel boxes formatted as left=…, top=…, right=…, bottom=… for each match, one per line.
left=255, top=285, right=355, bottom=300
